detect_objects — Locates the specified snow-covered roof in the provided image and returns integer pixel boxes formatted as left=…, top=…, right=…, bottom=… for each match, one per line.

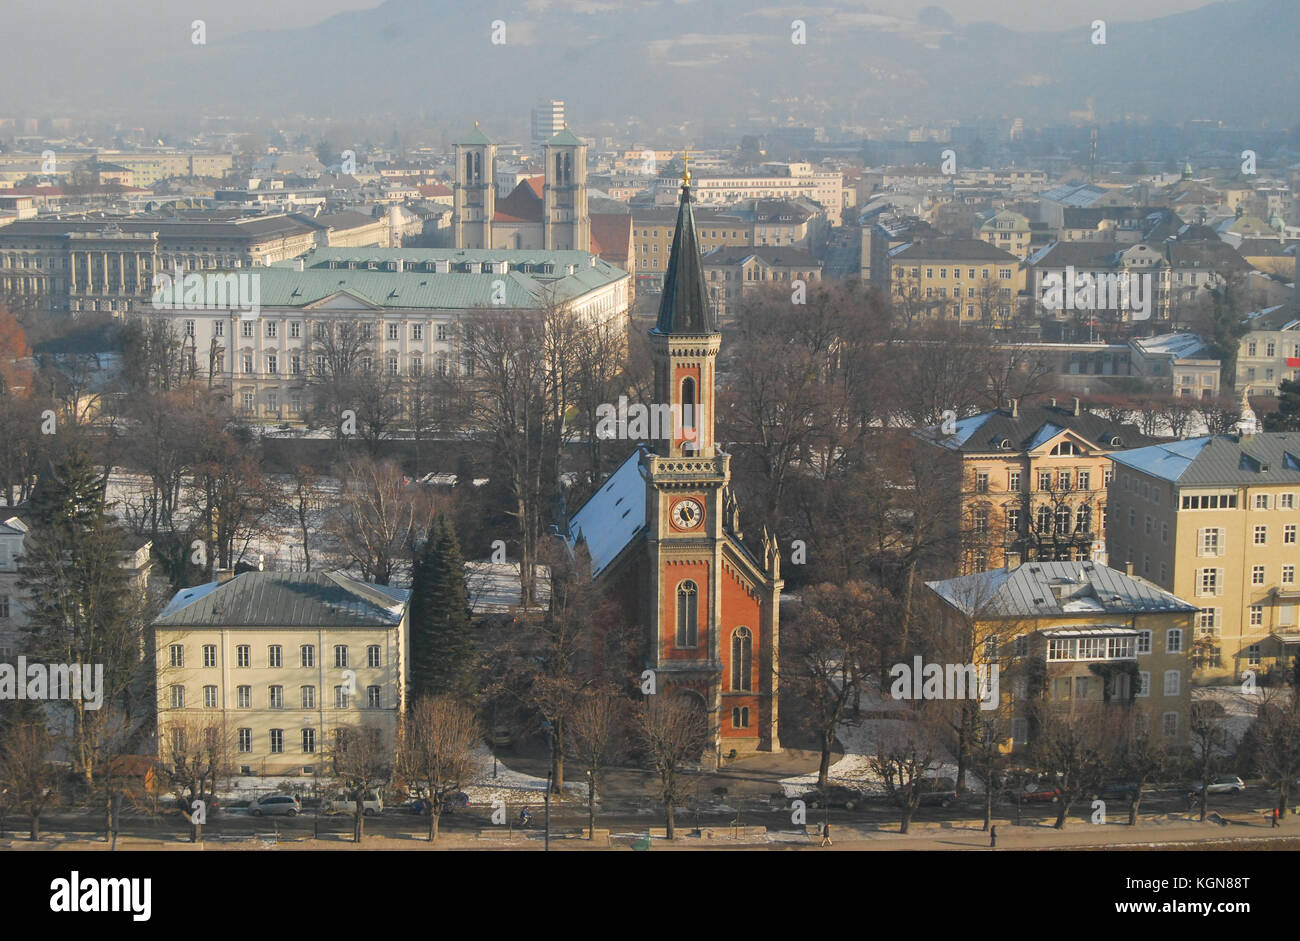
left=1131, top=332, right=1209, bottom=360
left=566, top=449, right=646, bottom=577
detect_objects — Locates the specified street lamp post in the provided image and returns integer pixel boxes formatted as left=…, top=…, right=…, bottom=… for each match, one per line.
left=545, top=770, right=552, bottom=852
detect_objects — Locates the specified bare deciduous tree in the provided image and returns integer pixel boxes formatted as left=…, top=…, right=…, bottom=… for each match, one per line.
left=397, top=696, right=480, bottom=842
left=635, top=694, right=706, bottom=840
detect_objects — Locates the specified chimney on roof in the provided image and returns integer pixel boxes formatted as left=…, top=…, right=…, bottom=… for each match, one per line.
left=1124, top=561, right=1133, bottom=577
left=216, top=568, right=236, bottom=584
left=1007, top=397, right=1018, bottom=418
left=1073, top=397, right=1081, bottom=417
left=1049, top=397, right=1057, bottom=409
left=1005, top=550, right=1021, bottom=571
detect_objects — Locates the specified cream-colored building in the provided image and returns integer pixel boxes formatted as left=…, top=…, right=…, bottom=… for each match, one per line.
left=1106, top=416, right=1300, bottom=684
left=165, top=246, right=630, bottom=421
left=152, top=571, right=409, bottom=777
left=978, top=209, right=1032, bottom=260
left=922, top=399, right=1160, bottom=574
left=887, top=238, right=1025, bottom=324
left=929, top=561, right=1195, bottom=751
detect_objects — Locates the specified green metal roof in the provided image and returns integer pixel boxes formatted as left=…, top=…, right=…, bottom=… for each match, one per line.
left=458, top=126, right=495, bottom=147
left=154, top=571, right=407, bottom=628
left=547, top=128, right=584, bottom=146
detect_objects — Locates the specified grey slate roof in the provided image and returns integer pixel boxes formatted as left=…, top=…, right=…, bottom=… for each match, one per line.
left=927, top=561, right=1197, bottom=619
left=922, top=402, right=1158, bottom=454
left=1109, top=433, right=1300, bottom=486
left=886, top=238, right=1018, bottom=263
left=154, top=571, right=407, bottom=628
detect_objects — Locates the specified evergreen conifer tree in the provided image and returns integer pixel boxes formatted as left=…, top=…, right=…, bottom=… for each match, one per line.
left=408, top=516, right=476, bottom=702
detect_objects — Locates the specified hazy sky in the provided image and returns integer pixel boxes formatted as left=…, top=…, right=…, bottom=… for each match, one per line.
left=7, top=0, right=1222, bottom=47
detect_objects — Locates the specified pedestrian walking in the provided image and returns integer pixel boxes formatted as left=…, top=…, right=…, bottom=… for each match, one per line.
left=820, top=823, right=832, bottom=847
left=1272, top=807, right=1279, bottom=828
left=989, top=825, right=997, bottom=848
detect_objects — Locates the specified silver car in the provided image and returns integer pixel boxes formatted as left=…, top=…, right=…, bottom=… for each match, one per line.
left=1189, top=775, right=1245, bottom=796
left=250, top=794, right=301, bottom=817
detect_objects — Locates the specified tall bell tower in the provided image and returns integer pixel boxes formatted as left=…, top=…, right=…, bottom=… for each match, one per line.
left=453, top=124, right=496, bottom=250
left=638, top=167, right=781, bottom=766
left=542, top=127, right=590, bottom=251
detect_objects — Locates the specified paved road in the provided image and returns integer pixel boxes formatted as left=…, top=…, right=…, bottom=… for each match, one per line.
left=12, top=786, right=1283, bottom=844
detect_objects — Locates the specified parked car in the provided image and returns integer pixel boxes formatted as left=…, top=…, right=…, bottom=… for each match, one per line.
left=795, top=785, right=868, bottom=810
left=917, top=777, right=958, bottom=808
left=1008, top=781, right=1061, bottom=803
left=249, top=794, right=301, bottom=817
left=1188, top=775, right=1245, bottom=796
left=328, top=790, right=384, bottom=816
left=1095, top=782, right=1140, bottom=802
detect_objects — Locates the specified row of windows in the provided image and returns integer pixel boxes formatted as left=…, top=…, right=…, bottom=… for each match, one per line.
left=1198, top=566, right=1296, bottom=595
left=169, top=684, right=382, bottom=709
left=1012, top=710, right=1179, bottom=743
left=236, top=352, right=454, bottom=378
left=232, top=728, right=317, bottom=754
left=1245, top=340, right=1300, bottom=358
left=168, top=644, right=382, bottom=669
left=974, top=467, right=1110, bottom=493
left=201, top=319, right=454, bottom=342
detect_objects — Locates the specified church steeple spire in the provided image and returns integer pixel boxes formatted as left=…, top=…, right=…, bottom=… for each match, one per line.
left=654, top=177, right=717, bottom=336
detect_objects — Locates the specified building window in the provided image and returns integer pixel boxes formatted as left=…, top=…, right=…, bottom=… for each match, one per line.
left=1247, top=644, right=1262, bottom=666
left=237, top=645, right=250, bottom=667
left=301, top=686, right=316, bottom=709
left=676, top=581, right=699, bottom=647
left=170, top=685, right=185, bottom=708
left=1163, top=670, right=1181, bottom=696
left=237, top=686, right=251, bottom=709
left=1136, top=672, right=1150, bottom=697
left=214, top=321, right=224, bottom=337
left=367, top=686, right=381, bottom=709
left=1162, top=712, right=1178, bottom=737
left=976, top=472, right=989, bottom=493
left=270, top=729, right=284, bottom=753
left=1250, top=604, right=1264, bottom=626
left=268, top=645, right=282, bottom=668
left=1284, top=565, right=1296, bottom=585
left=238, top=728, right=252, bottom=753
left=266, top=353, right=277, bottom=374
left=1198, top=608, right=1218, bottom=633
left=731, top=628, right=753, bottom=691
left=1008, top=471, right=1021, bottom=492
left=1038, top=471, right=1052, bottom=491
left=1198, top=569, right=1220, bottom=596
left=330, top=645, right=347, bottom=669
left=269, top=685, right=284, bottom=709
left=1199, top=528, right=1222, bottom=555
left=301, top=645, right=315, bottom=668
left=1281, top=494, right=1295, bottom=510
left=302, top=728, right=316, bottom=753
left=1255, top=494, right=1270, bottom=510
left=335, top=686, right=350, bottom=709
left=1254, top=525, right=1267, bottom=545
left=1285, top=525, right=1296, bottom=544
left=1013, top=635, right=1028, bottom=657
left=203, top=685, right=218, bottom=708
left=241, top=321, right=254, bottom=338
left=1166, top=629, right=1182, bottom=654
left=290, top=321, right=301, bottom=338
left=0, top=595, right=8, bottom=619
left=387, top=323, right=399, bottom=341
left=367, top=645, right=381, bottom=667
left=1252, top=565, right=1266, bottom=585
left=973, top=507, right=989, bottom=533
left=1006, top=507, right=1020, bottom=534
left=732, top=706, right=750, bottom=729
left=169, top=644, right=184, bottom=668
left=1078, top=471, right=1090, bottom=491
left=412, top=324, right=423, bottom=341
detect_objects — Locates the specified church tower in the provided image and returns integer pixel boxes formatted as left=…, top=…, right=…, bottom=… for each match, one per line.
left=638, top=168, right=782, bottom=766
left=542, top=127, right=590, bottom=251
left=453, top=125, right=496, bottom=249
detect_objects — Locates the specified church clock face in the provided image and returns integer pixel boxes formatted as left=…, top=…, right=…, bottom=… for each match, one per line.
left=671, top=498, right=704, bottom=530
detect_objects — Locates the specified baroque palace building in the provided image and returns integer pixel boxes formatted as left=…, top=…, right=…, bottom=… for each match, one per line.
left=564, top=170, right=783, bottom=767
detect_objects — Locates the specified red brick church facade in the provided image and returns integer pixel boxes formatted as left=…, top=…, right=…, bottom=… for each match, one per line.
left=567, top=172, right=783, bottom=767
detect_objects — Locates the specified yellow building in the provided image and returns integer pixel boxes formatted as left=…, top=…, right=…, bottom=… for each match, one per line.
left=152, top=571, right=409, bottom=777
left=978, top=209, right=1031, bottom=260
left=928, top=560, right=1196, bottom=751
left=887, top=238, right=1025, bottom=324
left=1106, top=415, right=1300, bottom=685
left=922, top=399, right=1160, bottom=574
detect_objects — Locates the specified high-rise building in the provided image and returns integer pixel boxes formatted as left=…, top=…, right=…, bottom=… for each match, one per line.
left=531, top=100, right=565, bottom=145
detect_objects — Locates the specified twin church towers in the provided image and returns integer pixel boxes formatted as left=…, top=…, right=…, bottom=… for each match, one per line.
left=452, top=124, right=590, bottom=252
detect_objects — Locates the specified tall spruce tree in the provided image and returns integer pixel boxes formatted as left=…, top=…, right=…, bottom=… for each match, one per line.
left=17, top=448, right=147, bottom=791
left=408, top=517, right=475, bottom=702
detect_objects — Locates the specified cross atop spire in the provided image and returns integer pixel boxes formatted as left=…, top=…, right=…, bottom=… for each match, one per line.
left=683, top=148, right=691, bottom=186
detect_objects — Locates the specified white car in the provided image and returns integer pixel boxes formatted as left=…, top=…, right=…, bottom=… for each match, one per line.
left=1189, top=775, right=1245, bottom=796
left=328, top=790, right=384, bottom=816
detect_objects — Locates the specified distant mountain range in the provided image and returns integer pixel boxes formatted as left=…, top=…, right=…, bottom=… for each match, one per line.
left=9, top=0, right=1300, bottom=131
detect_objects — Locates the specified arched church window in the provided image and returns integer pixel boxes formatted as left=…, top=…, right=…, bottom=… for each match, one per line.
left=732, top=627, right=752, bottom=691
left=681, top=376, right=697, bottom=449
left=676, top=581, right=698, bottom=647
